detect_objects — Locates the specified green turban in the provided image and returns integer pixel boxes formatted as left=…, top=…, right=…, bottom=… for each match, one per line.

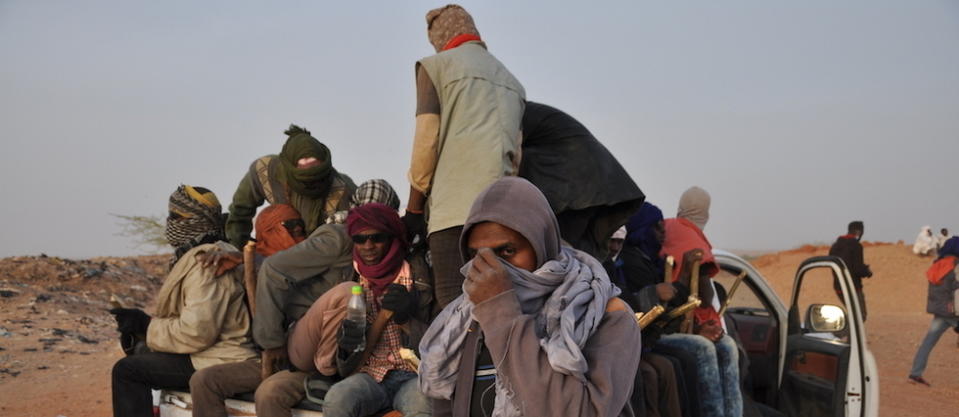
left=278, top=125, right=334, bottom=198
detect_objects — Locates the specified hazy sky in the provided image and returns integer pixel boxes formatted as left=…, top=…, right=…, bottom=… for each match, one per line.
left=1, top=1, right=957, bottom=258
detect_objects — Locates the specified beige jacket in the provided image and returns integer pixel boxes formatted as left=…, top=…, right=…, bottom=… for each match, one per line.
left=414, top=42, right=525, bottom=234
left=147, top=242, right=257, bottom=370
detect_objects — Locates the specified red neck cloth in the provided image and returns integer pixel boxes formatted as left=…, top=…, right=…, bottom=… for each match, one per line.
left=255, top=204, right=305, bottom=257
left=660, top=218, right=720, bottom=325
left=442, top=34, right=482, bottom=51
left=347, top=203, right=408, bottom=298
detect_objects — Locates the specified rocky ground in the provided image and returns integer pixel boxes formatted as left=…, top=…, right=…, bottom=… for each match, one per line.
left=0, top=244, right=957, bottom=416
left=0, top=254, right=167, bottom=417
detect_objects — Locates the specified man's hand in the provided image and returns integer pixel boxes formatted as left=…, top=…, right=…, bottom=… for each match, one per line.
left=655, top=283, right=678, bottom=302
left=679, top=248, right=705, bottom=284
left=697, top=320, right=725, bottom=343
left=197, top=249, right=244, bottom=276
left=464, top=248, right=513, bottom=305
left=381, top=284, right=417, bottom=324
left=261, top=346, right=289, bottom=380
left=337, top=320, right=366, bottom=354
left=108, top=308, right=151, bottom=335
left=401, top=212, right=426, bottom=245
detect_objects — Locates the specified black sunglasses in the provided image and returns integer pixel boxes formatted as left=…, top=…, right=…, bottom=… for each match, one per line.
left=351, top=233, right=391, bottom=244
left=282, top=219, right=305, bottom=231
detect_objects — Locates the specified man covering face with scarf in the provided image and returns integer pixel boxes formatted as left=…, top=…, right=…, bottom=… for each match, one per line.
left=110, top=185, right=256, bottom=417
left=418, top=177, right=640, bottom=417
left=227, top=124, right=357, bottom=248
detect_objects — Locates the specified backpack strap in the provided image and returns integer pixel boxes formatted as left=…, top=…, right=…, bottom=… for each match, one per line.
left=250, top=155, right=290, bottom=205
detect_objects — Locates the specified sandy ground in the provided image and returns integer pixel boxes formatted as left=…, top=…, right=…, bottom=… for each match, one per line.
left=1, top=244, right=957, bottom=416
left=751, top=242, right=959, bottom=417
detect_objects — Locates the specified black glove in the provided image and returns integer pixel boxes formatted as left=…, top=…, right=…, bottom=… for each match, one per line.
left=381, top=284, right=417, bottom=324
left=401, top=212, right=426, bottom=245
left=337, top=319, right=365, bottom=353
left=109, top=308, right=151, bottom=335
left=864, top=266, right=873, bottom=278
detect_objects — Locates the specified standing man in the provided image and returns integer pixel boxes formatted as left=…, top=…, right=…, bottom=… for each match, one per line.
left=829, top=221, right=873, bottom=321
left=403, top=4, right=526, bottom=308
left=937, top=228, right=951, bottom=252
left=227, top=124, right=356, bottom=248
left=908, top=236, right=959, bottom=386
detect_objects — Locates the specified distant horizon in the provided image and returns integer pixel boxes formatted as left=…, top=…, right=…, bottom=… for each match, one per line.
left=2, top=1, right=957, bottom=258
left=0, top=237, right=923, bottom=260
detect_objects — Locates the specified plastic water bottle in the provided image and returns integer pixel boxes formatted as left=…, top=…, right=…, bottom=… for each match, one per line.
left=345, top=285, right=366, bottom=349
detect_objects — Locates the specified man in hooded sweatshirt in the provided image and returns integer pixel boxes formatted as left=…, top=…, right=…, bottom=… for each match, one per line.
left=109, top=185, right=257, bottom=417
left=418, top=177, right=640, bottom=417
left=227, top=124, right=356, bottom=248
left=402, top=4, right=526, bottom=309
left=907, top=236, right=959, bottom=386
left=829, top=221, right=872, bottom=321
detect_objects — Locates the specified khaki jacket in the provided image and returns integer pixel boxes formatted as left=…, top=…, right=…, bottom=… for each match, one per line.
left=147, top=242, right=257, bottom=370
left=417, top=42, right=525, bottom=234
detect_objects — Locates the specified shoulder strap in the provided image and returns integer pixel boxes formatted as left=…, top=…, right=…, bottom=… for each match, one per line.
left=323, top=174, right=347, bottom=217
left=252, top=155, right=289, bottom=205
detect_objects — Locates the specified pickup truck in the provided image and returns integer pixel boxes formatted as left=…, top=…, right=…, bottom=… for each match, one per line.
left=159, top=250, right=879, bottom=417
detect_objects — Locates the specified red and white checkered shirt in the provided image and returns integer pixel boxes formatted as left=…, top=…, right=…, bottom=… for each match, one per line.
left=358, top=261, right=417, bottom=382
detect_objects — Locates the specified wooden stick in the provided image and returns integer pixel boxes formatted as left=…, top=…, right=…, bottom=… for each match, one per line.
left=664, top=256, right=675, bottom=283
left=717, top=271, right=748, bottom=317
left=243, top=241, right=257, bottom=315
left=636, top=305, right=665, bottom=329
left=681, top=261, right=701, bottom=333
left=666, top=296, right=701, bottom=319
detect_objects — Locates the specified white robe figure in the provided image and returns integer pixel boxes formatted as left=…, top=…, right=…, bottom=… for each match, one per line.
left=913, top=226, right=937, bottom=256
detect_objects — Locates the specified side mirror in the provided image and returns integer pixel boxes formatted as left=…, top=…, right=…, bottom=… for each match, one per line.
left=806, top=304, right=847, bottom=332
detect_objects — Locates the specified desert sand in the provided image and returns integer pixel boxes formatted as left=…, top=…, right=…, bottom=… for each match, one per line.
left=0, top=243, right=956, bottom=416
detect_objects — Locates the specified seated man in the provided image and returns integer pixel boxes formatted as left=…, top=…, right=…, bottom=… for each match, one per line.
left=188, top=180, right=406, bottom=417
left=654, top=217, right=742, bottom=417
left=187, top=203, right=307, bottom=417
left=288, top=203, right=432, bottom=417
left=419, top=177, right=639, bottom=416
left=110, top=185, right=257, bottom=417
left=622, top=202, right=683, bottom=417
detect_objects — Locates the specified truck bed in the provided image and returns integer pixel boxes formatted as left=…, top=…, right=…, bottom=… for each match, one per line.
left=158, top=390, right=324, bottom=417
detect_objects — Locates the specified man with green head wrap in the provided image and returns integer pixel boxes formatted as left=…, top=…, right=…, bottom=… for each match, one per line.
left=227, top=124, right=356, bottom=248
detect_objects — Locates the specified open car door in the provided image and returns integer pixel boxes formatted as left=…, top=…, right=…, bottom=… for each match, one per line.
left=779, top=256, right=878, bottom=417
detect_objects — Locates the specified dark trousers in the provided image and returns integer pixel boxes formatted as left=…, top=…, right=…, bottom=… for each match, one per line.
left=429, top=226, right=465, bottom=308
left=112, top=352, right=195, bottom=417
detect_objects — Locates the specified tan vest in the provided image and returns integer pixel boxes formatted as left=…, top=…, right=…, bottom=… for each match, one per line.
left=418, top=42, right=525, bottom=234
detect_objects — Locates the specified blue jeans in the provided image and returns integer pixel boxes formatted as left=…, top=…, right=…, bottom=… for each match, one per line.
left=658, top=334, right=742, bottom=417
left=322, top=370, right=431, bottom=417
left=909, top=315, right=959, bottom=377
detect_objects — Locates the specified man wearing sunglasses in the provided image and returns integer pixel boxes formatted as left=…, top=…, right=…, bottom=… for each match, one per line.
left=288, top=203, right=431, bottom=417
